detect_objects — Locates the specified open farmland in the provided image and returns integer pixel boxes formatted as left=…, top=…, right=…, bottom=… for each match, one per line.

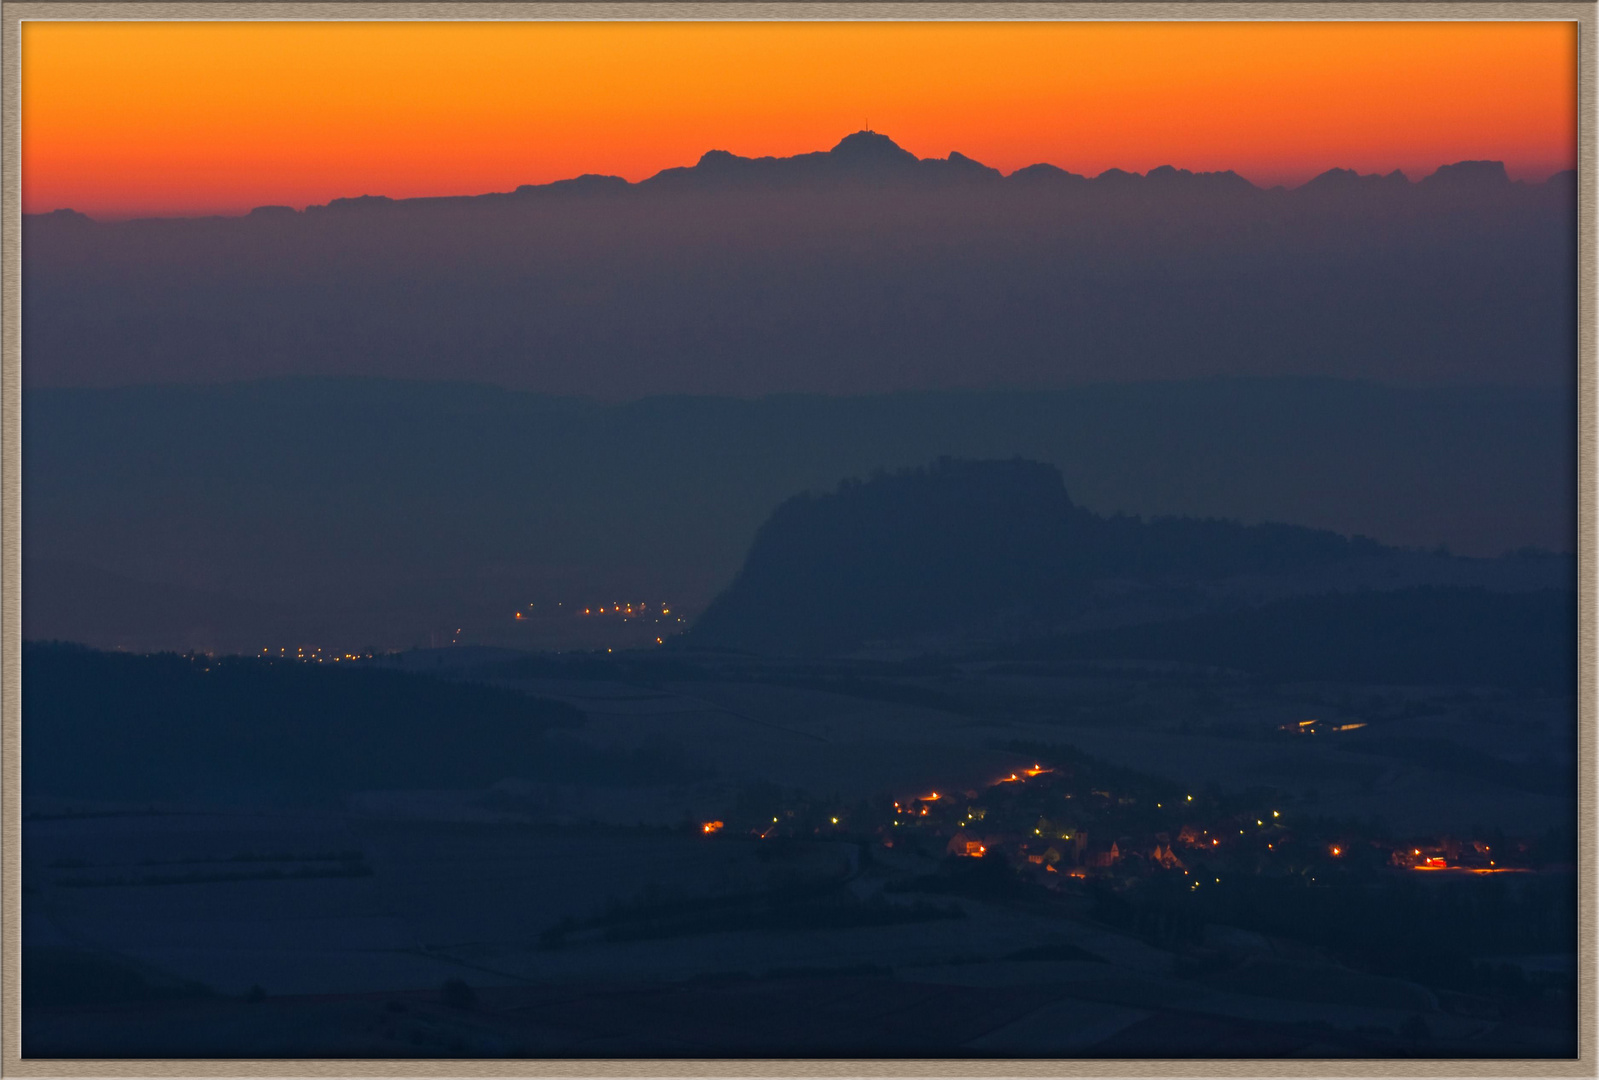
left=21, top=645, right=1578, bottom=1058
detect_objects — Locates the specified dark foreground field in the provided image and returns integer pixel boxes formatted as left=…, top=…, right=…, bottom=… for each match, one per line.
left=21, top=643, right=1577, bottom=1059
left=21, top=967, right=1577, bottom=1058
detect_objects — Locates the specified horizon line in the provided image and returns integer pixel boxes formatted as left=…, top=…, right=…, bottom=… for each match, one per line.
left=24, top=130, right=1574, bottom=223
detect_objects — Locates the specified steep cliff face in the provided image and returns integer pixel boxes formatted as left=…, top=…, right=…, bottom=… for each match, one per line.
left=684, top=458, right=1456, bottom=657
left=689, top=459, right=1091, bottom=655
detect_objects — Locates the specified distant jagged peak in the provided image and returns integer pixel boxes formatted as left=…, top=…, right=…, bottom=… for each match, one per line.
left=940, top=149, right=1004, bottom=179
left=1144, top=164, right=1256, bottom=191
left=1007, top=162, right=1088, bottom=185
left=1308, top=166, right=1361, bottom=185
left=636, top=129, right=1007, bottom=190
left=1070, top=164, right=1257, bottom=192
left=515, top=173, right=631, bottom=197
left=315, top=193, right=396, bottom=213
left=1420, top=159, right=1511, bottom=188
left=30, top=207, right=95, bottom=224
left=826, top=132, right=1002, bottom=177
left=828, top=129, right=919, bottom=164
left=693, top=147, right=745, bottom=168
left=1299, top=166, right=1410, bottom=192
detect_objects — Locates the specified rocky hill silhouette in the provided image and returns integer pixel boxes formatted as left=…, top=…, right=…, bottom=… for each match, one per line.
left=686, top=458, right=1573, bottom=659
left=23, top=379, right=1573, bottom=655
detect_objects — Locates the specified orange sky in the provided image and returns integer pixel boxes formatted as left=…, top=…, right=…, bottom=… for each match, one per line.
left=21, top=20, right=1577, bottom=219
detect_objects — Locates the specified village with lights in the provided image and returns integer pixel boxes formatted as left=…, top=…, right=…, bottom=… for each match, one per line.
left=701, top=752, right=1561, bottom=887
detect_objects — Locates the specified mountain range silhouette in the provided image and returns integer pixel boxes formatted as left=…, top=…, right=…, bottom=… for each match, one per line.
left=28, top=132, right=1556, bottom=222
left=272, top=131, right=1542, bottom=212
left=22, top=128, right=1575, bottom=396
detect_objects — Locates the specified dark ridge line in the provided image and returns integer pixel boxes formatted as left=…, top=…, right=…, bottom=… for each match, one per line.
left=25, top=130, right=1568, bottom=223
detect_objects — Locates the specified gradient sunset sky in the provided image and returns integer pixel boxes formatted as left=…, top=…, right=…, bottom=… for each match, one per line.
left=22, top=20, right=1577, bottom=219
